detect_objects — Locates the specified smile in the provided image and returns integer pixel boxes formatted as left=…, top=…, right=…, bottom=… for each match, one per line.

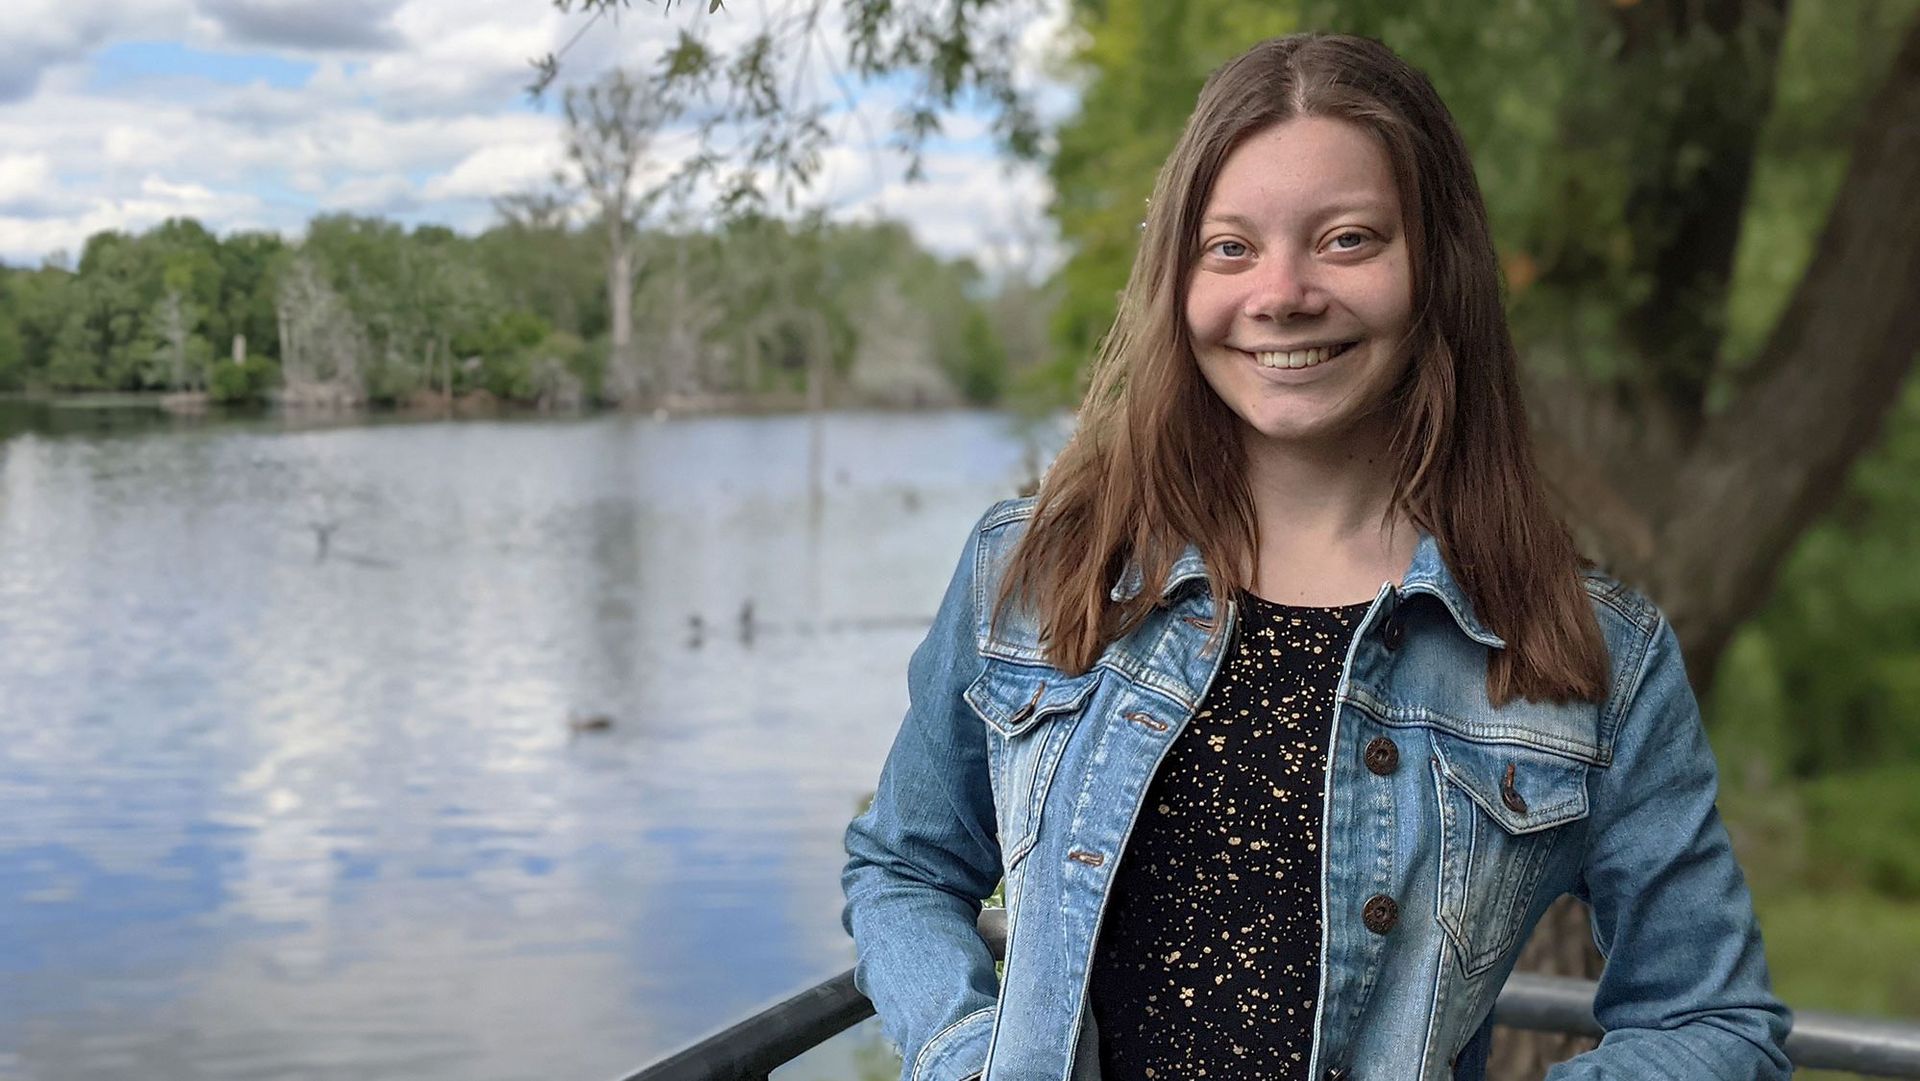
left=1248, top=341, right=1359, bottom=370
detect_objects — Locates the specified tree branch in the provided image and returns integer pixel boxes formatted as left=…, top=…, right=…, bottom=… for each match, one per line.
left=1614, top=0, right=1792, bottom=438
left=1656, top=12, right=1920, bottom=682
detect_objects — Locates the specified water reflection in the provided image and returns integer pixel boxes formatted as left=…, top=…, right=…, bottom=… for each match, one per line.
left=0, top=409, right=1065, bottom=1080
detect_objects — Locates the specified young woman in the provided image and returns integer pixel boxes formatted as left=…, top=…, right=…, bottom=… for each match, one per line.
left=842, top=32, right=1789, bottom=1081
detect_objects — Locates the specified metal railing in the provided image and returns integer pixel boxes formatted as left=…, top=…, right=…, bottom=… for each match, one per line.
left=628, top=908, right=1920, bottom=1080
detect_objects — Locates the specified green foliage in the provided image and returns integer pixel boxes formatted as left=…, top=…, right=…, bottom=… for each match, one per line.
left=0, top=209, right=1006, bottom=410
left=541, top=0, right=1040, bottom=208
left=459, top=311, right=558, bottom=400
left=1719, top=0, right=1920, bottom=373
left=951, top=306, right=1008, bottom=405
left=1752, top=886, right=1920, bottom=1024
left=208, top=356, right=277, bottom=404
left=1801, top=766, right=1920, bottom=898
left=1708, top=373, right=1920, bottom=779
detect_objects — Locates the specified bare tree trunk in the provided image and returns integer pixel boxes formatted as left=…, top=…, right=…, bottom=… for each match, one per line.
left=157, top=289, right=190, bottom=390
left=424, top=338, right=445, bottom=415
left=563, top=67, right=673, bottom=409
left=607, top=227, right=637, bottom=405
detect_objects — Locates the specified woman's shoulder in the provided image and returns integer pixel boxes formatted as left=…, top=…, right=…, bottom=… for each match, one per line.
left=976, top=495, right=1040, bottom=537
left=1576, top=563, right=1664, bottom=640
left=957, top=496, right=1058, bottom=661
left=1574, top=564, right=1670, bottom=672
left=964, top=496, right=1042, bottom=574
left=1571, top=563, right=1695, bottom=735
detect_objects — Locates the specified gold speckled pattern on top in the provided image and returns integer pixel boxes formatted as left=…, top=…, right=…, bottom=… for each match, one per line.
left=1088, top=590, right=1369, bottom=1080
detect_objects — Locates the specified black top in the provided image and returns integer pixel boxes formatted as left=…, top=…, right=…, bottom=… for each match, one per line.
left=1088, top=591, right=1369, bottom=1080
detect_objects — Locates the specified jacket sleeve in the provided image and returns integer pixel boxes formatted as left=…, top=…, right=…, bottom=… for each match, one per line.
left=1549, top=615, right=1792, bottom=1080
left=841, top=509, right=1003, bottom=1081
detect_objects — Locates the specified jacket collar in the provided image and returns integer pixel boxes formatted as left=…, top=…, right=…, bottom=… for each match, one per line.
left=1107, top=528, right=1506, bottom=649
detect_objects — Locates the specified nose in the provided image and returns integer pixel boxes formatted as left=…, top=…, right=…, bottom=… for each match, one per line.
left=1242, top=251, right=1325, bottom=321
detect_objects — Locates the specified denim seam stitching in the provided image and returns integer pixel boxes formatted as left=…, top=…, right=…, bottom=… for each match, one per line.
left=910, top=1006, right=995, bottom=1081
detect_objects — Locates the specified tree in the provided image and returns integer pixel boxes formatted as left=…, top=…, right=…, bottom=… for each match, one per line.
left=147, top=282, right=210, bottom=391
left=534, top=0, right=1043, bottom=209
left=563, top=67, right=679, bottom=405
left=485, top=187, right=601, bottom=338
left=276, top=252, right=368, bottom=406
left=631, top=223, right=729, bottom=402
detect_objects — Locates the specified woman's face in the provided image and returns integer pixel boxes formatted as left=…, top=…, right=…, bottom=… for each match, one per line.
left=1184, top=116, right=1414, bottom=452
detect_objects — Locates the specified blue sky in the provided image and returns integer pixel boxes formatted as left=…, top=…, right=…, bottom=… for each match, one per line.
left=89, top=41, right=319, bottom=92
left=0, top=0, right=1068, bottom=272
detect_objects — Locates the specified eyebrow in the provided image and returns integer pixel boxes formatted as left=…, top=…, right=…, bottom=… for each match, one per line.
left=1202, top=202, right=1392, bottom=230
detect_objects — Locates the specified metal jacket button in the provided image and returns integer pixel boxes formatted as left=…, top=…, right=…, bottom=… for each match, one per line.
left=1501, top=762, right=1528, bottom=814
left=1363, top=736, right=1399, bottom=776
left=1362, top=893, right=1399, bottom=935
left=1382, top=616, right=1405, bottom=650
left=1008, top=682, right=1046, bottom=725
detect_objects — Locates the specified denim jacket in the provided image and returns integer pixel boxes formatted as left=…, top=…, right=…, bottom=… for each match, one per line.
left=842, top=497, right=1790, bottom=1081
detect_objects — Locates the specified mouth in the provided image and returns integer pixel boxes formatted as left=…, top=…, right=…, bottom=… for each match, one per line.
left=1241, top=341, right=1359, bottom=370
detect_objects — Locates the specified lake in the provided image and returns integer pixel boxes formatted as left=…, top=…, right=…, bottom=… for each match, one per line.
left=0, top=405, right=1068, bottom=1081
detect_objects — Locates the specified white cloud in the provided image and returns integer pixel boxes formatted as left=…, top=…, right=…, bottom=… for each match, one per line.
left=0, top=0, right=1075, bottom=269
left=423, top=140, right=569, bottom=202
left=0, top=181, right=269, bottom=264
left=0, top=153, right=54, bottom=210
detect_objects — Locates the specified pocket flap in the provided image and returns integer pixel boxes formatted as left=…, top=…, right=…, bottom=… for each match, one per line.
left=965, top=664, right=1099, bottom=737
left=1433, top=738, right=1589, bottom=834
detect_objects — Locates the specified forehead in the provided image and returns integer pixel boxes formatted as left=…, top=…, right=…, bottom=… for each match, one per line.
left=1201, top=116, right=1400, bottom=224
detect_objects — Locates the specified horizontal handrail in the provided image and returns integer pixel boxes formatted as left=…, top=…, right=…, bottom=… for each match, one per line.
left=627, top=908, right=1920, bottom=1080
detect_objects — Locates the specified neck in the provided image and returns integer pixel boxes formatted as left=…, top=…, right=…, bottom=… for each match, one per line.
left=1242, top=423, right=1404, bottom=541
left=1240, top=422, right=1418, bottom=601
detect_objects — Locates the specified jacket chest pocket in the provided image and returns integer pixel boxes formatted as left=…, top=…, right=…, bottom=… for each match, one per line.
left=965, top=664, right=1099, bottom=874
left=1431, top=736, right=1589, bottom=977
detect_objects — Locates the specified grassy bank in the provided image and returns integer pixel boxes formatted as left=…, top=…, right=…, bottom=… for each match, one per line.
left=1721, top=762, right=1920, bottom=1079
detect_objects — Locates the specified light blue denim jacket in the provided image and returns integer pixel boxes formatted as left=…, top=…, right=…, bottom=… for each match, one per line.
left=842, top=497, right=1790, bottom=1081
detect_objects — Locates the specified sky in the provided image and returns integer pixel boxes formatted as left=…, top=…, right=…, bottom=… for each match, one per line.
left=0, top=0, right=1075, bottom=276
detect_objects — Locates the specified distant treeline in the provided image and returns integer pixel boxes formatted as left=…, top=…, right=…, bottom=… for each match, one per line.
left=0, top=212, right=1050, bottom=410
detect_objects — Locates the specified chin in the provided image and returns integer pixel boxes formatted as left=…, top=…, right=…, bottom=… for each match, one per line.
left=1234, top=408, right=1359, bottom=447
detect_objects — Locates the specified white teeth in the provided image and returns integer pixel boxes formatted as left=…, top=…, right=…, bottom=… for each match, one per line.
left=1254, top=343, right=1351, bottom=369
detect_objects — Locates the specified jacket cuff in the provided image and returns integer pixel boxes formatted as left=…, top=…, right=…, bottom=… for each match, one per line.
left=910, top=1006, right=994, bottom=1081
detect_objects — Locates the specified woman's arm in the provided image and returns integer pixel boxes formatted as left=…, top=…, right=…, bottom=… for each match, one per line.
left=1551, top=615, right=1793, bottom=1080
left=841, top=510, right=1004, bottom=1081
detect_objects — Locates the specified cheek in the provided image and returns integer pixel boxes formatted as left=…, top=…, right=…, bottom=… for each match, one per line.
left=1364, top=255, right=1415, bottom=327
left=1183, top=277, right=1235, bottom=344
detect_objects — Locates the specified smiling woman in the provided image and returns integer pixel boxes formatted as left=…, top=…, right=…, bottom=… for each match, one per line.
left=1185, top=116, right=1414, bottom=448
left=842, top=31, right=1792, bottom=1081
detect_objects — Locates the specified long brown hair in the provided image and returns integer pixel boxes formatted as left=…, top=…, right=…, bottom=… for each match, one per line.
left=999, top=32, right=1608, bottom=707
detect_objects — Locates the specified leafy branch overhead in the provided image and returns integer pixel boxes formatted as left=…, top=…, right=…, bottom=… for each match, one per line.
left=530, top=0, right=1043, bottom=210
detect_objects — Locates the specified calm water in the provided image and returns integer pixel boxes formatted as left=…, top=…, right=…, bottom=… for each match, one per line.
left=0, top=406, right=1066, bottom=1081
